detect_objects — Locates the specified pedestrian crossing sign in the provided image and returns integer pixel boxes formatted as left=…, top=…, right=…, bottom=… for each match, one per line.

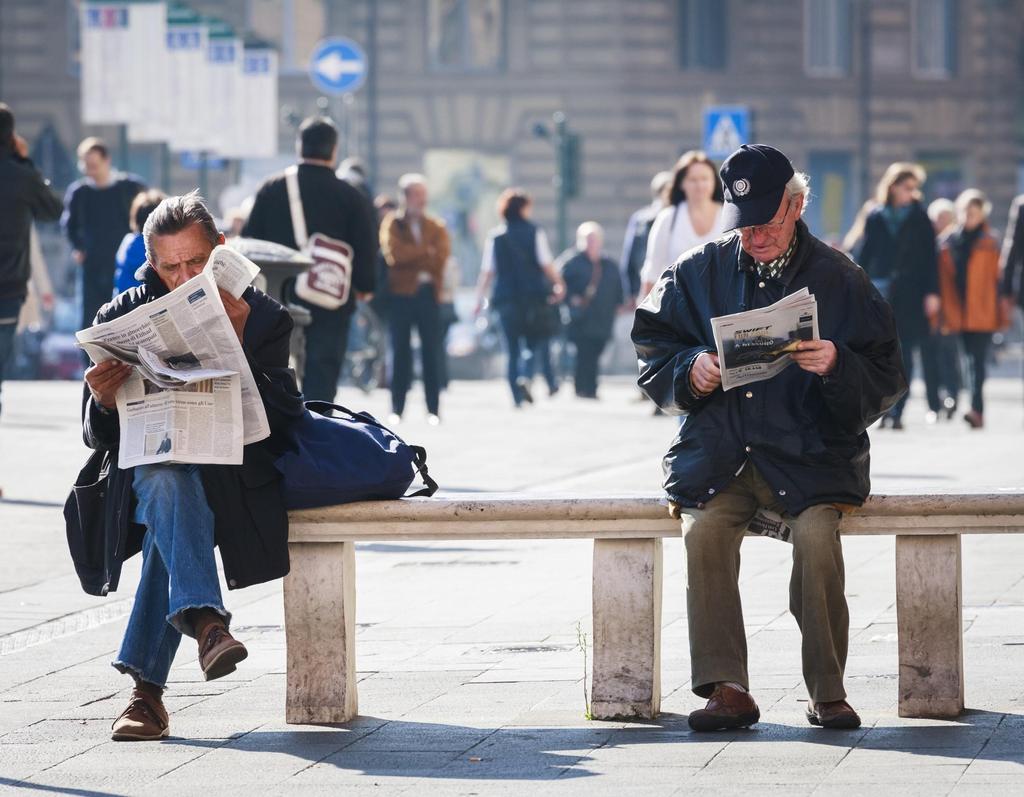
left=703, top=106, right=750, bottom=160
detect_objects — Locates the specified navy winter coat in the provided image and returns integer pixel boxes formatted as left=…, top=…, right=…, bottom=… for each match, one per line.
left=631, top=221, right=907, bottom=515
left=72, top=266, right=304, bottom=596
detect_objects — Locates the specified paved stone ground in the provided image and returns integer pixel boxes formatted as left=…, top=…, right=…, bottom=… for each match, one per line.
left=1, top=371, right=1023, bottom=796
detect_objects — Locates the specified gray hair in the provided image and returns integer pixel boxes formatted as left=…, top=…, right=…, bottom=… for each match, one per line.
left=143, top=190, right=219, bottom=263
left=398, top=172, right=428, bottom=194
left=786, top=172, right=811, bottom=210
left=927, top=197, right=956, bottom=224
left=576, top=220, right=603, bottom=250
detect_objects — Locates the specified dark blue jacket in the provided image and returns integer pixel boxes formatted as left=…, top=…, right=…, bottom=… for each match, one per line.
left=72, top=265, right=304, bottom=596
left=632, top=221, right=907, bottom=514
left=491, top=220, right=549, bottom=307
left=561, top=251, right=624, bottom=341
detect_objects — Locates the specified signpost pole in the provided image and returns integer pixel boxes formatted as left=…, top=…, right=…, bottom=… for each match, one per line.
left=554, top=112, right=568, bottom=253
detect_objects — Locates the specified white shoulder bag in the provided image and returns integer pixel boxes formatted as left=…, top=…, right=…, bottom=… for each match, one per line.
left=285, top=165, right=354, bottom=310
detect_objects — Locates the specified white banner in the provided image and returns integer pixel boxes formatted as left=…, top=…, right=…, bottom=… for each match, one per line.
left=81, top=1, right=134, bottom=124
left=166, top=7, right=211, bottom=152
left=204, top=22, right=243, bottom=157
left=222, top=46, right=279, bottom=159
left=126, top=1, right=169, bottom=143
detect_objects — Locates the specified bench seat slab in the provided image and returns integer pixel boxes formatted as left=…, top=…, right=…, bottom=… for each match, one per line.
left=284, top=541, right=358, bottom=724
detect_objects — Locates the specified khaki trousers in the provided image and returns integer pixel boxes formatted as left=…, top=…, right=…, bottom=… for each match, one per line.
left=679, top=465, right=849, bottom=703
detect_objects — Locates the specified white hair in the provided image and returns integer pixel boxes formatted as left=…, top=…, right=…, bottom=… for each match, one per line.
left=576, top=221, right=603, bottom=250
left=928, top=197, right=956, bottom=223
left=786, top=172, right=811, bottom=210
left=398, top=172, right=427, bottom=193
left=955, top=189, right=991, bottom=219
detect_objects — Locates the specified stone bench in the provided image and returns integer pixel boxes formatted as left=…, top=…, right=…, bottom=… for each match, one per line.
left=284, top=492, right=1024, bottom=725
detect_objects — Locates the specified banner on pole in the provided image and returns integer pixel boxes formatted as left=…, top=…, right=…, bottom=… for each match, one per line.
left=165, top=4, right=211, bottom=152
left=127, top=1, right=169, bottom=143
left=225, top=46, right=279, bottom=159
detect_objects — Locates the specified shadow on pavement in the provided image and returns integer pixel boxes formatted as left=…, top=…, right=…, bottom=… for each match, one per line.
left=153, top=709, right=1023, bottom=781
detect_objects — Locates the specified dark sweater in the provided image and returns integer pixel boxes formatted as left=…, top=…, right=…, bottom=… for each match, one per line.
left=61, top=174, right=146, bottom=279
left=0, top=150, right=64, bottom=301
left=242, top=163, right=377, bottom=308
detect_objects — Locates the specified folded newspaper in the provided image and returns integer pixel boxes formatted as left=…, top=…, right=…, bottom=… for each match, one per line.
left=76, top=246, right=267, bottom=469
left=710, top=288, right=820, bottom=391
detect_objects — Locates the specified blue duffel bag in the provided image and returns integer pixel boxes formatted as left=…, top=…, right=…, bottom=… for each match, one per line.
left=274, top=400, right=438, bottom=509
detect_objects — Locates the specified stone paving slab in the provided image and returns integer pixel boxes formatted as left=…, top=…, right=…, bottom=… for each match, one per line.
left=1, top=377, right=1023, bottom=794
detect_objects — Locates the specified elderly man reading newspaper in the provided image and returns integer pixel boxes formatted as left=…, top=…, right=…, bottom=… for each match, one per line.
left=632, top=145, right=907, bottom=733
left=75, top=193, right=302, bottom=742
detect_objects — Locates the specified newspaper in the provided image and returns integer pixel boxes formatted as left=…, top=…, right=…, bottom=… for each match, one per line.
left=76, top=263, right=270, bottom=469
left=204, top=244, right=261, bottom=299
left=710, top=288, right=820, bottom=391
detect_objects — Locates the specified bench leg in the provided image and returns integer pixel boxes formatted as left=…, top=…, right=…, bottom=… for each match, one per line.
left=895, top=534, right=964, bottom=718
left=591, top=538, right=662, bottom=719
left=284, top=541, right=357, bottom=724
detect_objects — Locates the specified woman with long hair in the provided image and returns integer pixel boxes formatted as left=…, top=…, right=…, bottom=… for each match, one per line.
left=856, top=163, right=941, bottom=429
left=638, top=150, right=726, bottom=298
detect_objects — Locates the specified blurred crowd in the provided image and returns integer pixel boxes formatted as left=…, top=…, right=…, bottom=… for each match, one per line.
left=2, top=98, right=1023, bottom=430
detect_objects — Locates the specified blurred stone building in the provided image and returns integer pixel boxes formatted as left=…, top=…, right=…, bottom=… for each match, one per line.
left=2, top=0, right=1023, bottom=281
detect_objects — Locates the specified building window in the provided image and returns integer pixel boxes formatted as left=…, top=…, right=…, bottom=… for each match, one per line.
left=805, top=0, right=851, bottom=77
left=806, top=152, right=855, bottom=244
left=913, top=0, right=956, bottom=78
left=248, top=0, right=325, bottom=74
left=678, top=0, right=727, bottom=70
left=427, top=0, right=504, bottom=72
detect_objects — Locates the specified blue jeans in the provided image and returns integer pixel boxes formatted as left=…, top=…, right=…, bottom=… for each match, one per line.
left=113, top=464, right=228, bottom=688
left=497, top=305, right=558, bottom=405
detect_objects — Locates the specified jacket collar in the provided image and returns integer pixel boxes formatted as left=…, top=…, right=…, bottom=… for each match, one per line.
left=140, top=265, right=170, bottom=299
left=735, top=219, right=812, bottom=288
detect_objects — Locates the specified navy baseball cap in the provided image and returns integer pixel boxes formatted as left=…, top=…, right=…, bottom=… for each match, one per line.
left=719, top=145, right=795, bottom=231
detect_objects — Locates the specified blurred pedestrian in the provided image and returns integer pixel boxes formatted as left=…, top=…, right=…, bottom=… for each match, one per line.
left=1000, top=192, right=1024, bottom=332
left=0, top=103, right=63, bottom=420
left=62, top=137, right=146, bottom=334
left=114, top=189, right=165, bottom=296
left=337, top=157, right=374, bottom=205
left=242, top=116, right=377, bottom=402
left=380, top=174, right=450, bottom=424
left=639, top=150, right=726, bottom=299
left=927, top=197, right=961, bottom=421
left=621, top=170, right=671, bottom=304
left=856, top=162, right=941, bottom=429
left=937, top=190, right=1008, bottom=429
left=560, top=222, right=625, bottom=399
left=474, top=188, right=563, bottom=407
left=437, top=255, right=459, bottom=391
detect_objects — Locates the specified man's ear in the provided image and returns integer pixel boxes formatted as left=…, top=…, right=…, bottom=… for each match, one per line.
left=217, top=232, right=226, bottom=246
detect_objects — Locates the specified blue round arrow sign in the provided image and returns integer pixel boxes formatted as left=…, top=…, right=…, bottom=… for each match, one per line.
left=309, top=38, right=367, bottom=95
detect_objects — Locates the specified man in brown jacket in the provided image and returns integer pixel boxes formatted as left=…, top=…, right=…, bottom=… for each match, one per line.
left=380, top=173, right=450, bottom=424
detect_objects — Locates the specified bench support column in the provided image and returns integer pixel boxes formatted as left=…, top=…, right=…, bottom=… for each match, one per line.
left=284, top=541, right=357, bottom=724
left=895, top=533, right=964, bottom=718
left=591, top=538, right=662, bottom=719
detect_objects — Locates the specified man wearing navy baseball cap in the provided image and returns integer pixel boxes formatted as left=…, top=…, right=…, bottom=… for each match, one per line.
left=632, top=144, right=907, bottom=732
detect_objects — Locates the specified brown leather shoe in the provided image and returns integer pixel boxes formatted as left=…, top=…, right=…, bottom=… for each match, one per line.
left=198, top=622, right=247, bottom=681
left=111, top=689, right=169, bottom=741
left=806, top=699, right=862, bottom=729
left=688, top=684, right=760, bottom=732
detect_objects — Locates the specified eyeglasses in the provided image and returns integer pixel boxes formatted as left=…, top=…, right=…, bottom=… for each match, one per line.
left=739, top=196, right=792, bottom=236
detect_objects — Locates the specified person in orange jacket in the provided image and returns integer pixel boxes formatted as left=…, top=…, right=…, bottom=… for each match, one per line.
left=936, top=189, right=1011, bottom=429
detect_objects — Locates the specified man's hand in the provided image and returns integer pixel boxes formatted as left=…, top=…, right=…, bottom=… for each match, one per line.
left=72, top=250, right=85, bottom=265
left=85, top=360, right=133, bottom=409
left=924, top=293, right=941, bottom=320
left=791, top=339, right=838, bottom=376
left=219, top=289, right=250, bottom=343
left=690, top=351, right=721, bottom=396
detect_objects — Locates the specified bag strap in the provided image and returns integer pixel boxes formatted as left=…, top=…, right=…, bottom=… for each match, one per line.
left=304, top=400, right=439, bottom=497
left=407, top=445, right=439, bottom=497
left=284, top=165, right=308, bottom=249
